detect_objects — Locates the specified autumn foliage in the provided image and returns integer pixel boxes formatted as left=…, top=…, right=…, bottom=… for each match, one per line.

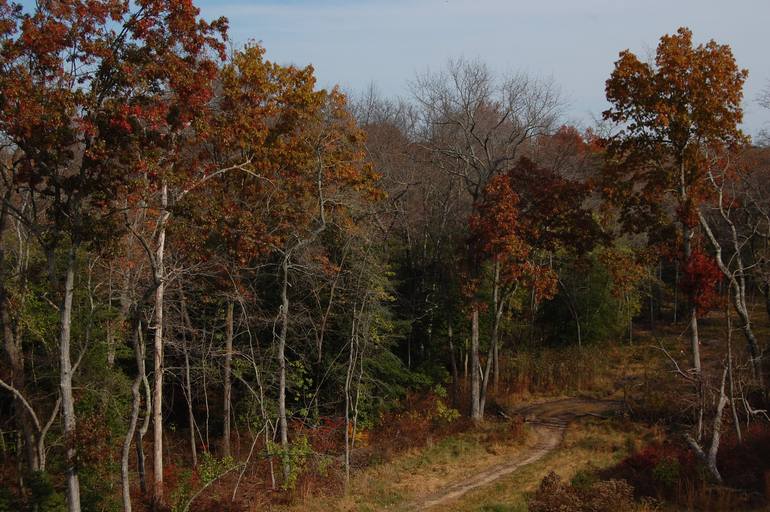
left=1, top=8, right=768, bottom=512
left=680, top=249, right=722, bottom=314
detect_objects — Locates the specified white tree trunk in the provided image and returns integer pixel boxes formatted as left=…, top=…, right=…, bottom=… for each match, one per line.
left=491, top=260, right=500, bottom=390
left=59, top=245, right=81, bottom=512
left=278, top=257, right=290, bottom=481
left=121, top=328, right=143, bottom=512
left=699, top=209, right=763, bottom=384
left=183, top=344, right=197, bottom=467
left=470, top=306, right=481, bottom=421
left=686, top=367, right=728, bottom=483
left=152, top=181, right=169, bottom=503
left=683, top=225, right=702, bottom=374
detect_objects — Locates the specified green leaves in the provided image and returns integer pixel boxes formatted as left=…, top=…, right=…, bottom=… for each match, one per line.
left=197, top=452, right=236, bottom=485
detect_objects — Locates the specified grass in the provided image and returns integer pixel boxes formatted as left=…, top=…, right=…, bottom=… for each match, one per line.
left=271, top=339, right=670, bottom=512
left=278, top=421, right=533, bottom=512
left=270, top=310, right=768, bottom=511
left=431, top=417, right=658, bottom=512
left=275, top=414, right=658, bottom=512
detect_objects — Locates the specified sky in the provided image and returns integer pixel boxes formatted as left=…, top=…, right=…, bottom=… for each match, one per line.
left=197, top=0, right=770, bottom=137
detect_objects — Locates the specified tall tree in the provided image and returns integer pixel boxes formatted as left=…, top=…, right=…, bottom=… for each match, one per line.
left=412, top=58, right=560, bottom=419
left=469, top=157, right=598, bottom=416
left=603, top=27, right=748, bottom=374
left=0, top=1, right=227, bottom=508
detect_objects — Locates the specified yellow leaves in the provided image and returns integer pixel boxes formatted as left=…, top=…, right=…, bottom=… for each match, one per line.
left=186, top=41, right=382, bottom=259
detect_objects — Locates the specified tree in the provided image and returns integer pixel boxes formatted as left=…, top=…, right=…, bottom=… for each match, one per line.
left=469, top=157, right=598, bottom=416
left=412, top=58, right=561, bottom=419
left=603, top=27, right=748, bottom=375
left=696, top=153, right=764, bottom=383
left=0, top=1, right=227, bottom=508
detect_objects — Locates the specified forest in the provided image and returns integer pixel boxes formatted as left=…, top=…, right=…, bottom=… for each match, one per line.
left=0, top=1, right=769, bottom=511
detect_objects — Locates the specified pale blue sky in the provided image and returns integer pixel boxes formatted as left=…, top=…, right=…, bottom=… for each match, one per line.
left=198, top=0, right=770, bottom=137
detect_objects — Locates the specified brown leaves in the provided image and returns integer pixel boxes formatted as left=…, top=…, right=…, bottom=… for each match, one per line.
left=601, top=27, right=749, bottom=253
left=0, top=0, right=229, bottom=245
left=468, top=157, right=598, bottom=301
left=173, top=44, right=380, bottom=269
left=604, top=27, right=748, bottom=156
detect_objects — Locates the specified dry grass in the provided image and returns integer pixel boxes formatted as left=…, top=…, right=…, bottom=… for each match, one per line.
left=432, top=417, right=658, bottom=512
left=276, top=421, right=532, bottom=512
left=261, top=312, right=769, bottom=511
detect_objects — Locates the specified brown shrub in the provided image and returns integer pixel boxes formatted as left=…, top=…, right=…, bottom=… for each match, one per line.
left=529, top=471, right=635, bottom=512
left=369, top=390, right=468, bottom=463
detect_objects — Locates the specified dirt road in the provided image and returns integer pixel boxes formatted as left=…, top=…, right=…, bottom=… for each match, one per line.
left=410, top=397, right=620, bottom=511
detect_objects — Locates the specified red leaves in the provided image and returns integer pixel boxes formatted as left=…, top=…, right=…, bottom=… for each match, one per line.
left=469, top=172, right=522, bottom=260
left=0, top=0, right=228, bottom=241
left=468, top=157, right=595, bottom=301
left=681, top=249, right=722, bottom=314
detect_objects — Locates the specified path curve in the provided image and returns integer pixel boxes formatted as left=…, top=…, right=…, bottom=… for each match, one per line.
left=409, top=397, right=620, bottom=511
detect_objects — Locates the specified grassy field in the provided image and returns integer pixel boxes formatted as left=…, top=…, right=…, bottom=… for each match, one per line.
left=282, top=420, right=534, bottom=511
left=433, top=417, right=659, bottom=512
left=276, top=412, right=658, bottom=512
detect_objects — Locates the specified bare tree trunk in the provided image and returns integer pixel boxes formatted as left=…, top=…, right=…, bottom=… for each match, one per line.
left=683, top=223, right=704, bottom=440
left=491, top=260, right=501, bottom=391
left=480, top=276, right=508, bottom=418
left=344, top=303, right=357, bottom=487
left=479, top=341, right=494, bottom=418
left=178, top=284, right=198, bottom=466
left=1, top=196, right=42, bottom=475
left=699, top=210, right=763, bottom=384
left=683, top=225, right=702, bottom=374
left=183, top=344, right=197, bottom=467
left=470, top=306, right=481, bottom=421
left=59, top=245, right=82, bottom=512
left=1, top=296, right=40, bottom=475
left=121, top=322, right=146, bottom=512
left=152, top=181, right=169, bottom=504
left=673, top=260, right=679, bottom=324
left=107, top=322, right=116, bottom=369
left=128, top=321, right=151, bottom=497
left=726, top=305, right=742, bottom=444
left=686, top=367, right=728, bottom=483
left=463, top=340, right=468, bottom=380
left=278, top=257, right=290, bottom=482
left=448, top=324, right=459, bottom=400
left=493, top=338, right=499, bottom=390
left=223, top=301, right=233, bottom=459
left=575, top=317, right=582, bottom=348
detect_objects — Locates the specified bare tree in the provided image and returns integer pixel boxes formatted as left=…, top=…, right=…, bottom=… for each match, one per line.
left=411, top=57, right=561, bottom=420
left=698, top=158, right=763, bottom=384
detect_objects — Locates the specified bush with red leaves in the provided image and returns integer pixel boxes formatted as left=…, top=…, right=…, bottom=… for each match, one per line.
left=370, top=390, right=468, bottom=461
left=602, top=442, right=700, bottom=499
left=680, top=249, right=722, bottom=314
left=296, top=416, right=346, bottom=454
left=719, top=423, right=770, bottom=496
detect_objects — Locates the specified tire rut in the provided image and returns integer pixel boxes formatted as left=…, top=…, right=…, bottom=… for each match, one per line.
left=406, top=397, right=619, bottom=511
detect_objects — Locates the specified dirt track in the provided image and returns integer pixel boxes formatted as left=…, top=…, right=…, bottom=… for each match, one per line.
left=410, top=397, right=620, bottom=511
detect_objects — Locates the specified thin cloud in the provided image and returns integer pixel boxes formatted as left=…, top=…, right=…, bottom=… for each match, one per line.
left=199, top=0, right=770, bottom=136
